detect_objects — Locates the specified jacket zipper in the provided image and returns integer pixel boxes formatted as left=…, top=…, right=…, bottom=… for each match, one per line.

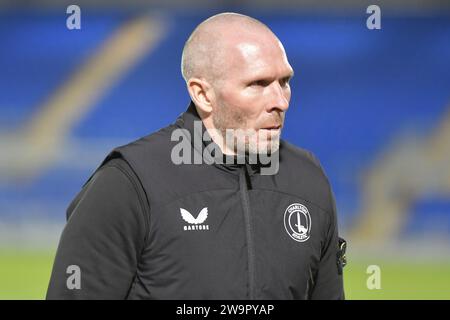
left=239, top=165, right=256, bottom=300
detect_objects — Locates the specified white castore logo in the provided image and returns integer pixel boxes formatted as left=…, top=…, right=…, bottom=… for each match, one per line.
left=180, top=207, right=210, bottom=231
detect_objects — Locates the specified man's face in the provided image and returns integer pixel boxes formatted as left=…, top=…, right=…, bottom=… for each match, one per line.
left=211, top=36, right=293, bottom=155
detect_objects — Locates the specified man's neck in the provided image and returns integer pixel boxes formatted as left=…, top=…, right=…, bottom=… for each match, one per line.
left=201, top=117, right=237, bottom=156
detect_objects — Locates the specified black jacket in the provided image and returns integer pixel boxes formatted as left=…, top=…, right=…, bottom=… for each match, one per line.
left=47, top=102, right=346, bottom=300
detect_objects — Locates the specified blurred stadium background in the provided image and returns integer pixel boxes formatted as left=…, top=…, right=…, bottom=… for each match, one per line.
left=1, top=0, right=450, bottom=299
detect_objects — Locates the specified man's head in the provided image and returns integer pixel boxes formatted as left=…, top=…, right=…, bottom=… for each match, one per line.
left=181, top=13, right=293, bottom=155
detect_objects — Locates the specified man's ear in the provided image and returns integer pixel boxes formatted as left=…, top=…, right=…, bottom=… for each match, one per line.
left=186, top=78, right=214, bottom=114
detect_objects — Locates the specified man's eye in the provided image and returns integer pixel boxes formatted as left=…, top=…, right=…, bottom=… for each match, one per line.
left=250, top=80, right=269, bottom=87
left=280, top=77, right=291, bottom=87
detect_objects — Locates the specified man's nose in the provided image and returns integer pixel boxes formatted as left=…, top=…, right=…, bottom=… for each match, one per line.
left=267, top=82, right=289, bottom=112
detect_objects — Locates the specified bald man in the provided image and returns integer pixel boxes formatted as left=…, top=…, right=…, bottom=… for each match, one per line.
left=47, top=13, right=346, bottom=300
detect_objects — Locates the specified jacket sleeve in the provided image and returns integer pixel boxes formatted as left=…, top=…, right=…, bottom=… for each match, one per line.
left=46, top=159, right=149, bottom=299
left=310, top=185, right=345, bottom=300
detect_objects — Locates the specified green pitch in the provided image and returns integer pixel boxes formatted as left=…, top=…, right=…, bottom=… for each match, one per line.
left=0, top=249, right=449, bottom=300
left=0, top=250, right=56, bottom=300
left=344, top=258, right=450, bottom=299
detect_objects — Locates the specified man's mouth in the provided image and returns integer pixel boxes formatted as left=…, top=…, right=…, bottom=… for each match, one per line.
left=260, top=124, right=281, bottom=130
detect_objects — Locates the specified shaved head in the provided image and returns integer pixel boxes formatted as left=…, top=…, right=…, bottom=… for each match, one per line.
left=181, top=12, right=293, bottom=156
left=181, top=13, right=276, bottom=84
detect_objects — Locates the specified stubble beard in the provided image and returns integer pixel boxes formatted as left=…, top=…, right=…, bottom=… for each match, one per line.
left=212, top=101, right=281, bottom=156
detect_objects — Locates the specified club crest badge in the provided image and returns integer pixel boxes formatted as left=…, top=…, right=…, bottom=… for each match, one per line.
left=284, top=203, right=311, bottom=242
